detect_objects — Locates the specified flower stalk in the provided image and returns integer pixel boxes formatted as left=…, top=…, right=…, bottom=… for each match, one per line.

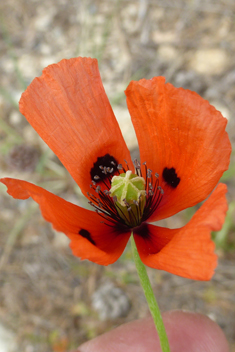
left=131, top=234, right=171, bottom=352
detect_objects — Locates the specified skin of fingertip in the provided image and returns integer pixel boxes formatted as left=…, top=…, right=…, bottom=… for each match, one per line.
left=163, top=311, right=229, bottom=352
left=75, top=310, right=229, bottom=352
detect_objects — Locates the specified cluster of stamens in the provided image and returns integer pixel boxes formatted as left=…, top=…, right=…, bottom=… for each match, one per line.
left=87, top=159, right=164, bottom=229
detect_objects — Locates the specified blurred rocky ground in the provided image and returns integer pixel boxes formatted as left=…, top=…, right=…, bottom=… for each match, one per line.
left=0, top=0, right=235, bottom=351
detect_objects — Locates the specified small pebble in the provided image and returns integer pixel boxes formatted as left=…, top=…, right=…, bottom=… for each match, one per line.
left=92, top=282, right=130, bottom=321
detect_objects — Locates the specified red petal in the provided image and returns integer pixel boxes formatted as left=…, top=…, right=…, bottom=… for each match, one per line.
left=1, top=178, right=130, bottom=265
left=19, top=58, right=132, bottom=197
left=125, top=77, right=231, bottom=220
left=134, top=184, right=228, bottom=280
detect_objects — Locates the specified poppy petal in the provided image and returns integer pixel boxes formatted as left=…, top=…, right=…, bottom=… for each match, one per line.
left=19, top=57, right=132, bottom=197
left=125, top=77, right=231, bottom=221
left=134, top=183, right=228, bottom=280
left=0, top=178, right=131, bottom=265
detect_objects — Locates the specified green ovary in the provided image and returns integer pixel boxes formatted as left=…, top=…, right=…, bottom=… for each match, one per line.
left=110, top=170, right=146, bottom=227
left=110, top=170, right=145, bottom=205
left=109, top=171, right=148, bottom=228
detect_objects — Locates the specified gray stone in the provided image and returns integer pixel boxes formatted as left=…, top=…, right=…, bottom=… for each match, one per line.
left=92, top=282, right=130, bottom=321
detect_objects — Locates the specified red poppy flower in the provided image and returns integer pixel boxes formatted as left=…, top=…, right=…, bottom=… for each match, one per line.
left=1, top=57, right=231, bottom=280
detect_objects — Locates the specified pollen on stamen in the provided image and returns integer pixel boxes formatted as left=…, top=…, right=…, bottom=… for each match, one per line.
left=133, top=159, right=141, bottom=169
left=133, top=159, right=142, bottom=176
left=96, top=185, right=101, bottom=193
left=123, top=198, right=129, bottom=207
left=107, top=167, right=114, bottom=173
left=147, top=169, right=152, bottom=178
left=102, top=167, right=107, bottom=174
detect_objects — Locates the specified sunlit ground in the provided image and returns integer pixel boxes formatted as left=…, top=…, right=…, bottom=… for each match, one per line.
left=0, top=0, right=235, bottom=351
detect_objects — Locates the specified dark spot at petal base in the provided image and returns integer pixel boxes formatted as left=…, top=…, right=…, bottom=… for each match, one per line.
left=90, top=154, right=118, bottom=182
left=162, top=167, right=180, bottom=188
left=133, top=222, right=150, bottom=239
left=79, top=229, right=96, bottom=245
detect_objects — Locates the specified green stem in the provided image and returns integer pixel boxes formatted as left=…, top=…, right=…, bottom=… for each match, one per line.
left=131, top=234, right=171, bottom=352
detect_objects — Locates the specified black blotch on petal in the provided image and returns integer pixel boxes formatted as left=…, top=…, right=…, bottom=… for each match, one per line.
left=162, top=167, right=180, bottom=188
left=90, top=154, right=118, bottom=182
left=133, top=222, right=150, bottom=239
left=79, top=229, right=96, bottom=245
